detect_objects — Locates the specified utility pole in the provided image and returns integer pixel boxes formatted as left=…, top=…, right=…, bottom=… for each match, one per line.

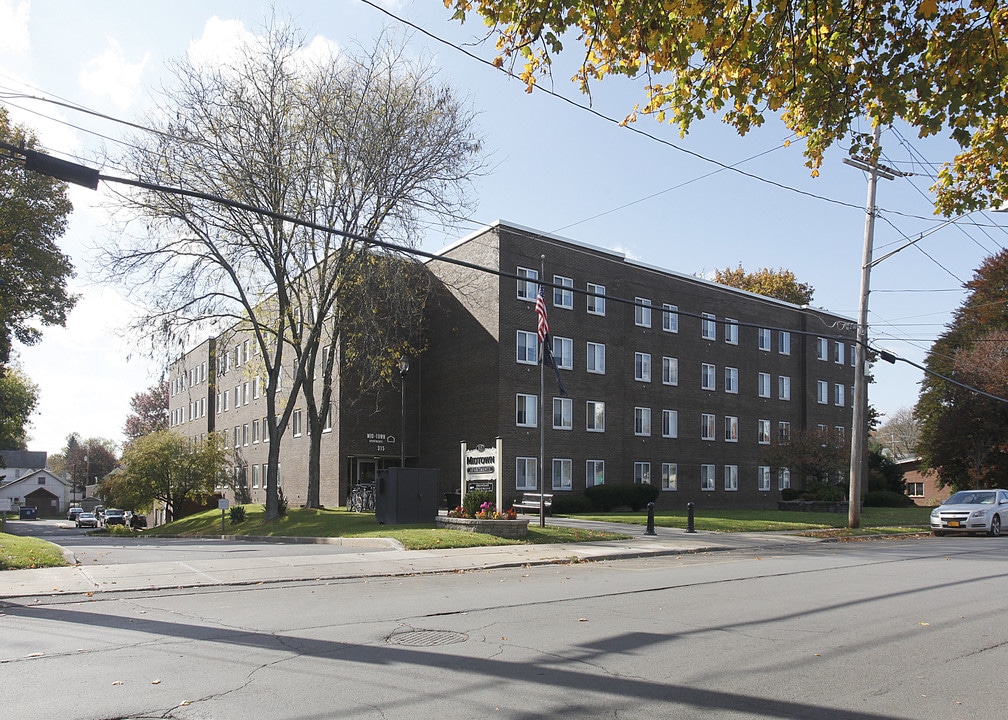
left=843, top=123, right=904, bottom=528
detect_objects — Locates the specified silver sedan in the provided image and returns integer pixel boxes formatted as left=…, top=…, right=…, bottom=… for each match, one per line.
left=931, top=489, right=1008, bottom=536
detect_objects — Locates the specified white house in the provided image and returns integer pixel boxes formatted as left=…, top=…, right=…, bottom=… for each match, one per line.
left=0, top=468, right=71, bottom=517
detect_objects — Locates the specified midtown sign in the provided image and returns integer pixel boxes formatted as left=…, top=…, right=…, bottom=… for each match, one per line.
left=460, top=439, right=503, bottom=512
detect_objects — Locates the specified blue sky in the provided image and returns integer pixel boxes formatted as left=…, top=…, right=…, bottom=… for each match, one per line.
left=3, top=0, right=1005, bottom=455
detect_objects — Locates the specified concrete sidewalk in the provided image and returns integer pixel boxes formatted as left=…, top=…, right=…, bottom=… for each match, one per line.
left=0, top=521, right=822, bottom=600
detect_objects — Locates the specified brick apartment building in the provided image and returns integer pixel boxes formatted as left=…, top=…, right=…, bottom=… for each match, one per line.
left=168, top=220, right=857, bottom=511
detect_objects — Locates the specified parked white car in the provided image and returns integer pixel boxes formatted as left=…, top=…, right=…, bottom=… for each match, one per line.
left=931, top=489, right=1008, bottom=536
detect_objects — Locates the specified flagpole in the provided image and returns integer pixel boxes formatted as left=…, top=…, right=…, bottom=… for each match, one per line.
left=538, top=255, right=546, bottom=528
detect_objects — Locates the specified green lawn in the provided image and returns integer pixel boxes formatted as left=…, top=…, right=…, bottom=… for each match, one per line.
left=0, top=533, right=68, bottom=570
left=568, top=506, right=932, bottom=534
left=143, top=505, right=630, bottom=550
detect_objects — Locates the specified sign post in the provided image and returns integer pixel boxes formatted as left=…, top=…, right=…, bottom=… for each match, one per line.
left=218, top=497, right=229, bottom=534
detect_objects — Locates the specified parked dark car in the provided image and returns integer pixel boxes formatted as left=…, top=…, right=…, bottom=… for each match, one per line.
left=67, top=506, right=84, bottom=521
left=103, top=508, right=126, bottom=526
left=129, top=513, right=147, bottom=529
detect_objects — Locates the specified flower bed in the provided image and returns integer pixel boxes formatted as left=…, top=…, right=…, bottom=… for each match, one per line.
left=436, top=515, right=530, bottom=539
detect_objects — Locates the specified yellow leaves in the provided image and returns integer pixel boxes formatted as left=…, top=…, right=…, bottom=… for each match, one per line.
left=688, top=21, right=706, bottom=42
left=918, top=0, right=939, bottom=18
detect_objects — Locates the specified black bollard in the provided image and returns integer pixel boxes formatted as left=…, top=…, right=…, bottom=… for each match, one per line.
left=645, top=502, right=656, bottom=535
left=686, top=501, right=696, bottom=533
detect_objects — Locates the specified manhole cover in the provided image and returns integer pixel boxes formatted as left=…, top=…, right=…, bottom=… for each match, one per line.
left=386, top=629, right=468, bottom=647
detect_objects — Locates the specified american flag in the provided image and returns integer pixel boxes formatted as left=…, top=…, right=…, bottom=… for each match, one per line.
left=535, top=286, right=549, bottom=342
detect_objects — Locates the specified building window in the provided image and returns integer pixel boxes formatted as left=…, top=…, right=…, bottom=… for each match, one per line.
left=634, top=462, right=651, bottom=484
left=835, top=341, right=845, bottom=364
left=587, top=401, right=606, bottom=432
left=587, top=342, right=606, bottom=374
left=758, top=466, right=771, bottom=491
left=758, top=419, right=770, bottom=444
left=662, top=463, right=678, bottom=491
left=778, top=375, right=791, bottom=400
left=587, top=282, right=606, bottom=315
left=817, top=337, right=828, bottom=360
left=252, top=419, right=260, bottom=444
left=516, top=394, right=538, bottom=427
left=779, top=331, right=791, bottom=355
left=701, top=363, right=716, bottom=390
left=553, top=336, right=573, bottom=369
left=818, top=380, right=829, bottom=404
left=758, top=372, right=771, bottom=398
left=701, top=464, right=716, bottom=491
left=724, top=465, right=739, bottom=491
left=835, top=425, right=845, bottom=439
left=635, top=352, right=652, bottom=382
left=553, top=275, right=573, bottom=309
left=634, top=407, right=652, bottom=436
left=251, top=464, right=260, bottom=489
left=662, top=409, right=678, bottom=438
left=323, top=404, right=332, bottom=432
left=292, top=410, right=302, bottom=438
left=758, top=327, right=771, bottom=351
left=635, top=297, right=652, bottom=327
left=517, top=330, right=538, bottom=364
left=725, top=366, right=739, bottom=394
left=835, top=383, right=845, bottom=406
left=701, top=312, right=717, bottom=340
left=778, top=467, right=791, bottom=490
left=779, top=421, right=791, bottom=443
left=725, top=318, right=739, bottom=345
left=233, top=426, right=240, bottom=448
left=516, top=457, right=537, bottom=490
left=553, top=397, right=573, bottom=430
left=517, top=267, right=538, bottom=300
left=662, top=357, right=679, bottom=386
left=552, top=458, right=573, bottom=490
left=253, top=376, right=261, bottom=399
left=907, top=482, right=924, bottom=497
left=725, top=416, right=739, bottom=442
left=586, top=459, right=605, bottom=487
left=701, top=413, right=716, bottom=440
left=223, top=390, right=229, bottom=412
left=663, top=304, right=679, bottom=333
left=243, top=424, right=249, bottom=446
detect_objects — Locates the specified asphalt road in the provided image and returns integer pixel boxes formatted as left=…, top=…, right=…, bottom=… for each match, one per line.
left=2, top=534, right=1005, bottom=719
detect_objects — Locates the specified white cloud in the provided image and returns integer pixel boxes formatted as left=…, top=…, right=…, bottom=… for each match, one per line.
left=187, top=16, right=255, bottom=70
left=78, top=37, right=149, bottom=111
left=0, top=0, right=29, bottom=57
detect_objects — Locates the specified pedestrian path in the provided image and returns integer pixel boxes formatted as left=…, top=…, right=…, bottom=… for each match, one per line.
left=0, top=519, right=822, bottom=600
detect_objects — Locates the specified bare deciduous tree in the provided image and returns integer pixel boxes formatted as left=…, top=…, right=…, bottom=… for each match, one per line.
left=875, top=406, right=921, bottom=460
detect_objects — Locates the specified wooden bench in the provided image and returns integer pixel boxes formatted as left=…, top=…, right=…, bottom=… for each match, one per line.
left=513, top=493, right=553, bottom=515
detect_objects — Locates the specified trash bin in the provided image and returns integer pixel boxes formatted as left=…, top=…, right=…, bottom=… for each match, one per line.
left=19, top=506, right=37, bottom=520
left=444, top=492, right=461, bottom=509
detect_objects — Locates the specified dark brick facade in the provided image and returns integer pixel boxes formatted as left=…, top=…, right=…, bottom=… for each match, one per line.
left=169, top=221, right=856, bottom=512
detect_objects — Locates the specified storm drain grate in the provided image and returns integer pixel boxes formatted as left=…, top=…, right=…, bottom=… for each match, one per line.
left=386, top=629, right=468, bottom=647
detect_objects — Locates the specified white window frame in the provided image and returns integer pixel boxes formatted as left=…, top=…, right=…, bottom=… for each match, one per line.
left=725, top=318, right=739, bottom=345
left=662, top=304, right=679, bottom=333
left=635, top=352, right=652, bottom=382
left=702, top=312, right=717, bottom=340
left=817, top=337, right=828, bottom=360
left=587, top=282, right=606, bottom=315
left=779, top=375, right=791, bottom=400
left=553, top=397, right=573, bottom=430
left=634, top=407, right=652, bottom=436
left=778, top=467, right=791, bottom=490
left=701, top=363, right=716, bottom=391
left=725, top=416, right=739, bottom=442
left=552, top=458, right=573, bottom=490
left=662, top=409, right=678, bottom=438
left=553, top=275, right=574, bottom=309
left=662, top=463, right=678, bottom=491
left=835, top=341, right=845, bottom=364
left=779, top=331, right=791, bottom=355
left=517, top=330, right=538, bottom=364
left=292, top=410, right=302, bottom=438
left=724, top=465, right=739, bottom=491
left=758, top=419, right=771, bottom=444
left=725, top=366, right=739, bottom=394
left=758, top=372, right=771, bottom=398
left=517, top=266, right=538, bottom=301
left=635, top=297, right=652, bottom=328
left=701, top=413, right=716, bottom=441
left=758, top=466, right=771, bottom=491
left=758, top=327, right=771, bottom=351
left=779, top=421, right=791, bottom=443
left=835, top=383, right=846, bottom=407
left=634, top=462, right=651, bottom=484
left=553, top=336, right=573, bottom=370
left=662, top=357, right=679, bottom=386
left=587, top=401, right=606, bottom=432
left=516, top=393, right=538, bottom=427
left=516, top=457, right=538, bottom=491
left=817, top=380, right=829, bottom=404
left=586, top=459, right=605, bottom=487
left=701, top=464, right=716, bottom=491
left=587, top=342, right=606, bottom=374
